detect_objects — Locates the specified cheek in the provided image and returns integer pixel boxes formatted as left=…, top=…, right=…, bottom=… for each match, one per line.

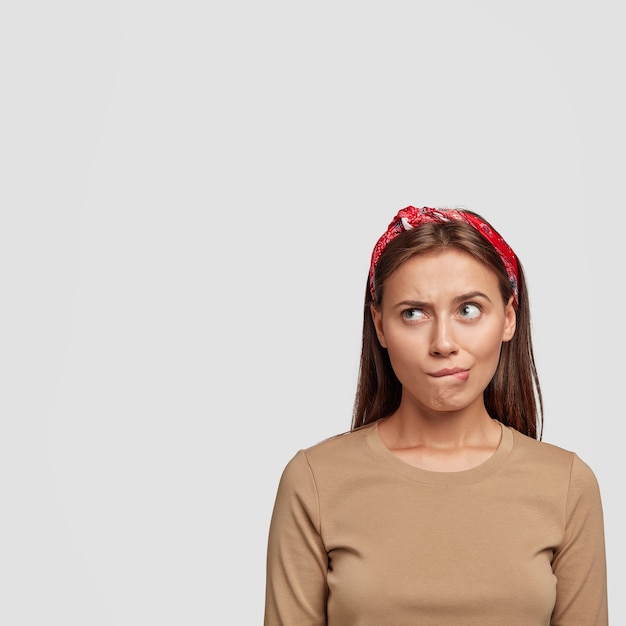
left=470, top=331, right=505, bottom=362
left=384, top=329, right=424, bottom=365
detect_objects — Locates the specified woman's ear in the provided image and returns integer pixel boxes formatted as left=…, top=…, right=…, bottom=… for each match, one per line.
left=371, top=305, right=388, bottom=348
left=502, top=296, right=516, bottom=343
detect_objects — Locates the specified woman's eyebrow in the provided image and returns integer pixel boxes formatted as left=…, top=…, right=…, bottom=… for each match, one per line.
left=392, top=291, right=492, bottom=309
left=453, top=291, right=492, bottom=304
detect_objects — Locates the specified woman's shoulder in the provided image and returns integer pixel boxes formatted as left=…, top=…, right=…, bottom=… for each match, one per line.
left=509, top=427, right=576, bottom=462
left=281, top=424, right=376, bottom=480
left=508, top=426, right=599, bottom=483
left=303, top=423, right=373, bottom=461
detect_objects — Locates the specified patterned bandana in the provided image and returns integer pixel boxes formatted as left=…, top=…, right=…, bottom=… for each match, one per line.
left=369, top=206, right=519, bottom=307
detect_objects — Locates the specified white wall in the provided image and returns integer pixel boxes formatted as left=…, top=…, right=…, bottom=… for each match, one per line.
left=1, top=1, right=622, bottom=624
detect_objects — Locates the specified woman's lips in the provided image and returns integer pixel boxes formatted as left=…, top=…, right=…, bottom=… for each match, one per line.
left=430, top=368, right=469, bottom=381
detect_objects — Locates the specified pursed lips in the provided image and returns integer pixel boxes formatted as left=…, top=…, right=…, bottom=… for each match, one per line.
left=430, top=368, right=469, bottom=380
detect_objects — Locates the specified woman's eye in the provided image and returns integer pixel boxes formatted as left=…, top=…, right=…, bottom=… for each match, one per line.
left=402, top=308, right=425, bottom=321
left=459, top=303, right=481, bottom=319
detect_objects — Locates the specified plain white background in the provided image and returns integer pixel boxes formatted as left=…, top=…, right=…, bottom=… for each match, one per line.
left=1, top=1, right=623, bottom=624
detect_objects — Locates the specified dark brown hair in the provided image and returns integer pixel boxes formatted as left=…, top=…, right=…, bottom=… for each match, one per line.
left=351, top=212, right=543, bottom=439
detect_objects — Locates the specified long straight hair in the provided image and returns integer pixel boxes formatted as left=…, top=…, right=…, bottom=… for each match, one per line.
left=351, top=215, right=543, bottom=439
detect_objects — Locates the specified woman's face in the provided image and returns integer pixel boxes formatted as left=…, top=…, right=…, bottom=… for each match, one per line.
left=371, top=248, right=516, bottom=415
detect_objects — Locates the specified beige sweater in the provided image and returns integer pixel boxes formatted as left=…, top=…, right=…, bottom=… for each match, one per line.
left=265, top=422, right=607, bottom=625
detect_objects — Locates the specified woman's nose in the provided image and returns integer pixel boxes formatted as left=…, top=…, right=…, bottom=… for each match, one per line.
left=429, top=318, right=458, bottom=357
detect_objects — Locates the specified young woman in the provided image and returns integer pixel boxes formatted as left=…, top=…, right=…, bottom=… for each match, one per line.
left=264, top=206, right=608, bottom=625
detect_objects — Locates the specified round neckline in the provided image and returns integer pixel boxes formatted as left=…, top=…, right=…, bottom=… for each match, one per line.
left=366, top=420, right=514, bottom=485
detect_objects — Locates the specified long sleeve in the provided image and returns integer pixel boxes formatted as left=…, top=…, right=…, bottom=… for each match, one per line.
left=263, top=425, right=608, bottom=626
left=551, top=455, right=608, bottom=625
left=264, top=451, right=328, bottom=626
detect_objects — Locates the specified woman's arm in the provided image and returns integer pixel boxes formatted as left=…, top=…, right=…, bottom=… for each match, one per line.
left=551, top=455, right=608, bottom=625
left=264, top=451, right=328, bottom=626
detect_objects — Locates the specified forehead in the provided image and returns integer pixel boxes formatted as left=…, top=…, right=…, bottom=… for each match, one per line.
left=384, top=249, right=501, bottom=299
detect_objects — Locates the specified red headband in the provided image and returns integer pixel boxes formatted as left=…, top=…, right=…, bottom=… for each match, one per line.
left=369, top=206, right=519, bottom=307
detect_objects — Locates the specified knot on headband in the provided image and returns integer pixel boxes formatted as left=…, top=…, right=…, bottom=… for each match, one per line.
left=369, top=206, right=519, bottom=308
